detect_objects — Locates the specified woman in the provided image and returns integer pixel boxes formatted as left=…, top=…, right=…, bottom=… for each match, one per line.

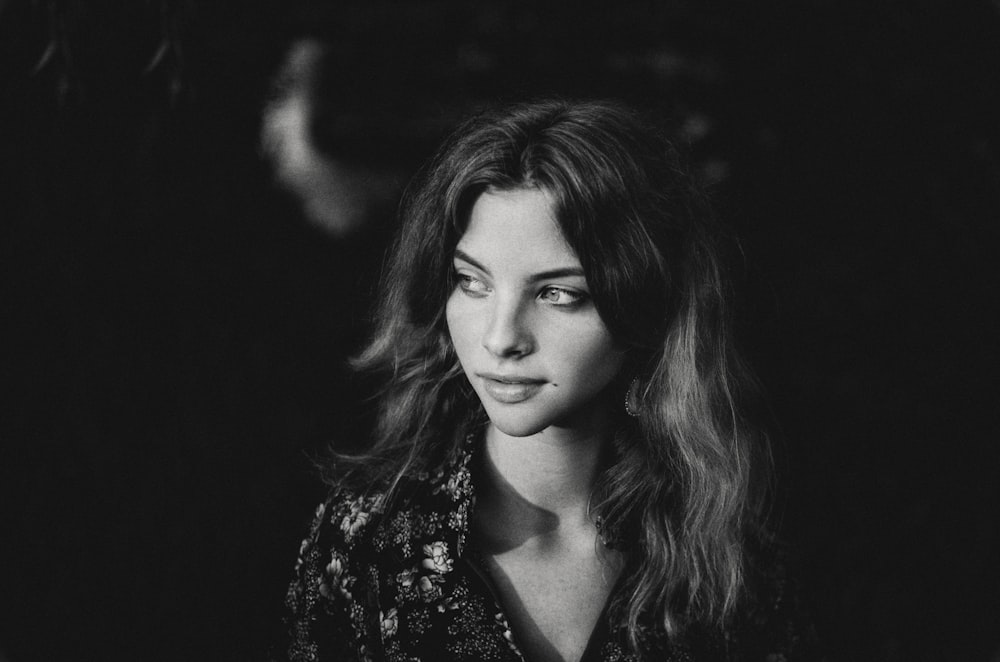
left=282, top=99, right=815, bottom=661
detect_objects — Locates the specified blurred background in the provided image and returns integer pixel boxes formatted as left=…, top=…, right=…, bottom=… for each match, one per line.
left=1, top=1, right=998, bottom=660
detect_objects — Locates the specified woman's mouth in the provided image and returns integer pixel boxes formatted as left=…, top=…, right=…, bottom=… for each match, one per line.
left=477, top=373, right=545, bottom=404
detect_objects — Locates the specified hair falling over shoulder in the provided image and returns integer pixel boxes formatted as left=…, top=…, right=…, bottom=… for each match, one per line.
left=324, top=98, right=773, bottom=650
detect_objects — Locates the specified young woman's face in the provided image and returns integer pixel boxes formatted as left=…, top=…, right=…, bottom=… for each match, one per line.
left=445, top=187, right=626, bottom=438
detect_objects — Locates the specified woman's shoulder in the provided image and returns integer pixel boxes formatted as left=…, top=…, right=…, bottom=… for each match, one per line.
left=316, top=486, right=387, bottom=548
left=278, top=489, right=373, bottom=662
left=280, top=453, right=478, bottom=660
left=287, top=487, right=387, bottom=606
left=280, top=482, right=404, bottom=661
left=297, top=444, right=478, bottom=563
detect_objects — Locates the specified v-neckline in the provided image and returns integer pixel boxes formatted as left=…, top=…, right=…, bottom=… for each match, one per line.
left=462, top=549, right=620, bottom=662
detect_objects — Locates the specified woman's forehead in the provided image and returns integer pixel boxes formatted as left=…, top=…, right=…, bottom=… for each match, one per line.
left=455, top=188, right=582, bottom=274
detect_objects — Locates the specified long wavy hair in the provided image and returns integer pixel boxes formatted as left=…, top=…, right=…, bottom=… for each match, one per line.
left=331, top=98, right=771, bottom=649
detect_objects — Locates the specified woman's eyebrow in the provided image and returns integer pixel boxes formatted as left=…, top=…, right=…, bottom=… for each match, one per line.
left=529, top=267, right=586, bottom=281
left=454, top=249, right=585, bottom=282
left=453, top=249, right=490, bottom=275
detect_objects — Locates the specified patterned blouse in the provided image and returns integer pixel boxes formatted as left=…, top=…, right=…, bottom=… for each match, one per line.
left=279, top=438, right=819, bottom=661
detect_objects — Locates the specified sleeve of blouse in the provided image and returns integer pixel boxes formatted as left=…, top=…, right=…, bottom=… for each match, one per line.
left=281, top=499, right=360, bottom=662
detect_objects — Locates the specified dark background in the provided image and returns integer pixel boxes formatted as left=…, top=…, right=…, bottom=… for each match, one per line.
left=2, top=1, right=998, bottom=661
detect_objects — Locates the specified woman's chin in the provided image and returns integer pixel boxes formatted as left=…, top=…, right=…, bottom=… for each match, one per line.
left=479, top=403, right=551, bottom=438
left=480, top=398, right=610, bottom=440
left=485, top=416, right=548, bottom=439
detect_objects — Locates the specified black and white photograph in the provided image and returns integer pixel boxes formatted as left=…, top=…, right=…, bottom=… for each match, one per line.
left=1, top=2, right=998, bottom=661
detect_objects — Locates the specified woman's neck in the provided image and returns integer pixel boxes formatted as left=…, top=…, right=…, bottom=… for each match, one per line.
left=475, top=424, right=609, bottom=552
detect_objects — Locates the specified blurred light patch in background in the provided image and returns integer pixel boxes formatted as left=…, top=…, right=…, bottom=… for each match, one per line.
left=261, top=38, right=402, bottom=237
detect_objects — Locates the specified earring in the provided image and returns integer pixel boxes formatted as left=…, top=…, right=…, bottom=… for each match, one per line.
left=624, top=377, right=641, bottom=418
left=595, top=514, right=621, bottom=549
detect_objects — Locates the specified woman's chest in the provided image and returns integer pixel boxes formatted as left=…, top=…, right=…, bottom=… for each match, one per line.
left=480, top=548, right=622, bottom=662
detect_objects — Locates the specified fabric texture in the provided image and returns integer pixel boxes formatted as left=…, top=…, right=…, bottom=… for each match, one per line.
left=278, top=437, right=819, bottom=661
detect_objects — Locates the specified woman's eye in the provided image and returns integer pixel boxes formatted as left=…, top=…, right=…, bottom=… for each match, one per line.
left=538, top=287, right=585, bottom=307
left=456, top=273, right=489, bottom=296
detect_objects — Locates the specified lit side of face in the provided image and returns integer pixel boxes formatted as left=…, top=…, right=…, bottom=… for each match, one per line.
left=445, top=187, right=626, bottom=438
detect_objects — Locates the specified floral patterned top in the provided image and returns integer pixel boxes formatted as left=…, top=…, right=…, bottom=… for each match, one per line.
left=279, top=438, right=819, bottom=662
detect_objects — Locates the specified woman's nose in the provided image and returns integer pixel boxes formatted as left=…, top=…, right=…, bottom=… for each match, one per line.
left=482, top=297, right=534, bottom=358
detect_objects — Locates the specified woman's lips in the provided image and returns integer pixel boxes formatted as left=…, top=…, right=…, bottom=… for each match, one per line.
left=477, top=374, right=545, bottom=404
